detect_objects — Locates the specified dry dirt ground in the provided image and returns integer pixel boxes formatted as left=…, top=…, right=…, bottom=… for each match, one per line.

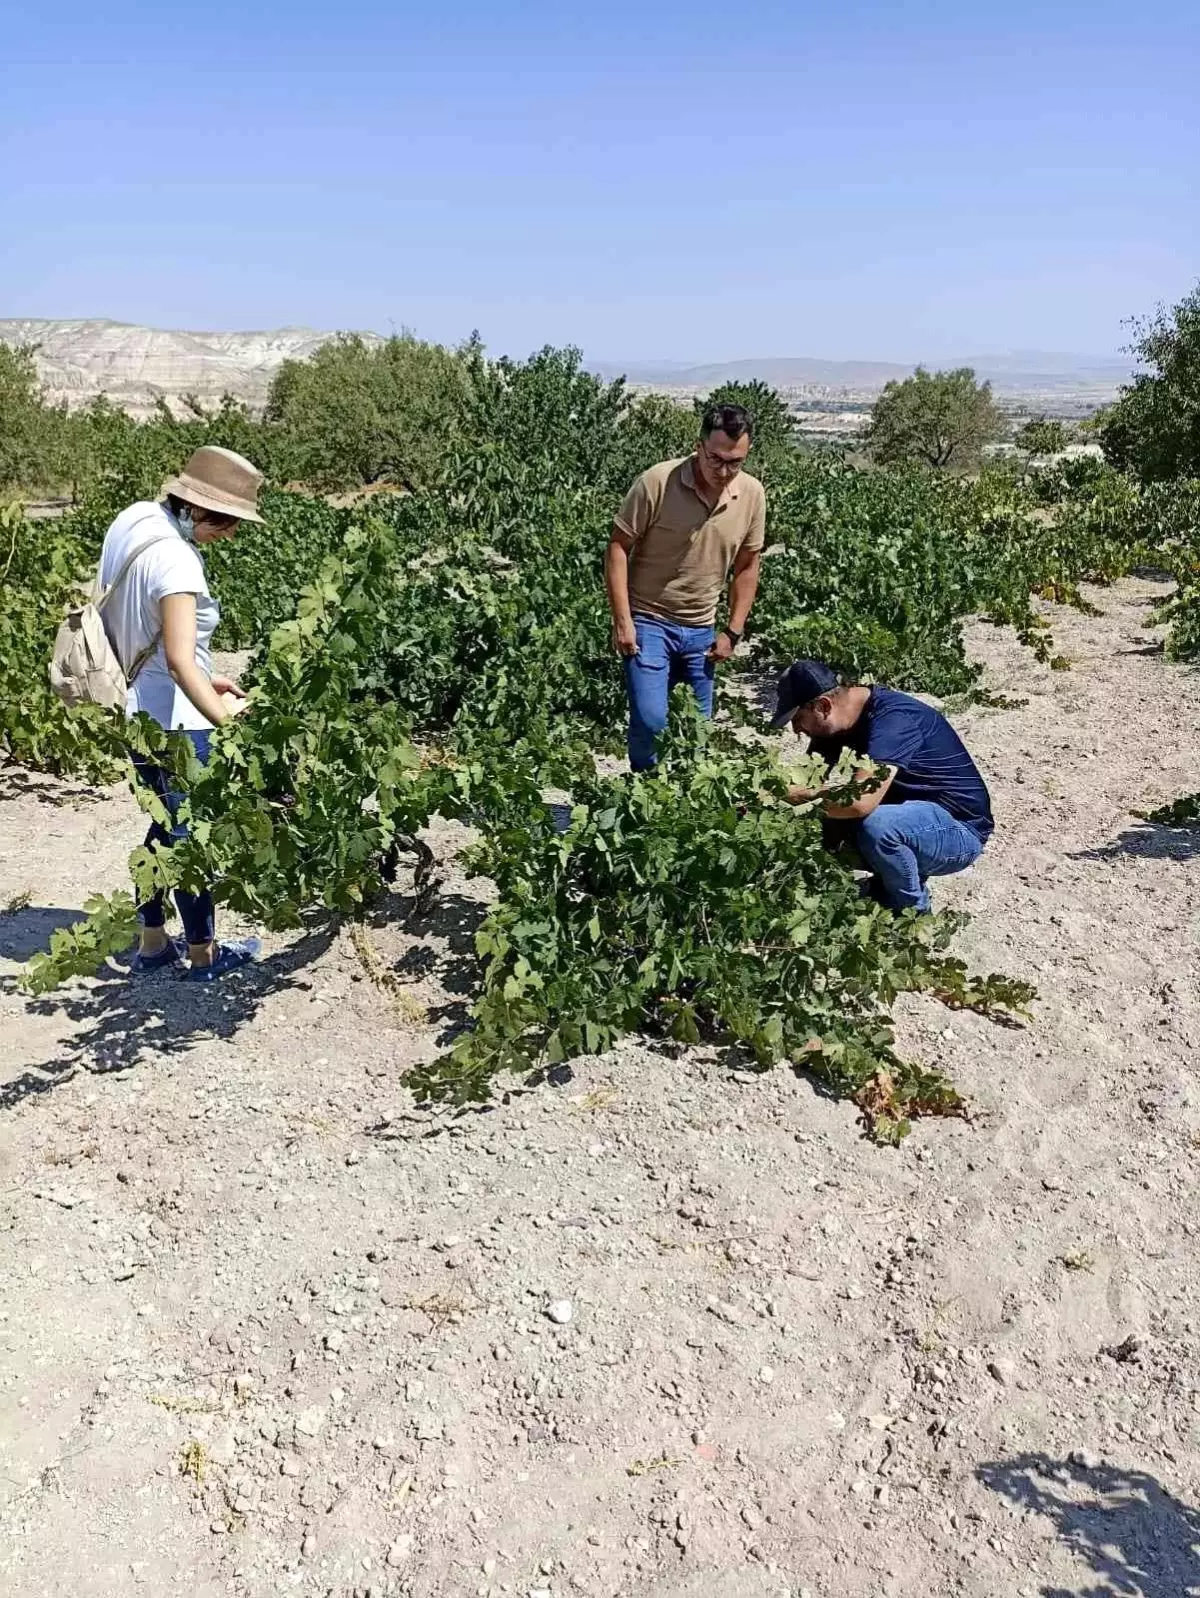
left=3, top=577, right=1200, bottom=1598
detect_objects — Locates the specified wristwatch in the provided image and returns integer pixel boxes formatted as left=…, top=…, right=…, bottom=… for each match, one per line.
left=722, top=626, right=743, bottom=646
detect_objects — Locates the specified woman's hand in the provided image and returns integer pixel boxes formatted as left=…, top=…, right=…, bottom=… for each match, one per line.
left=211, top=675, right=249, bottom=717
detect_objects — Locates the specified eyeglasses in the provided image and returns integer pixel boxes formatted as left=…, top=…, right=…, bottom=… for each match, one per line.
left=701, top=441, right=748, bottom=475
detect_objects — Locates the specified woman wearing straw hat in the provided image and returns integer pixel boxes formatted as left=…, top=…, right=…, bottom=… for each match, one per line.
left=97, top=445, right=265, bottom=982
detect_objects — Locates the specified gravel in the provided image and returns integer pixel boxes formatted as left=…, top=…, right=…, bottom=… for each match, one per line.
left=3, top=583, right=1200, bottom=1597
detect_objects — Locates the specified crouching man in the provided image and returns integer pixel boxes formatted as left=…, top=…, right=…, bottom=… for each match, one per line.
left=770, top=659, right=993, bottom=913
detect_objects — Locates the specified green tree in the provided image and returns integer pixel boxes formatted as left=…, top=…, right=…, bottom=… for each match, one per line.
left=471, top=345, right=631, bottom=486
left=462, top=345, right=703, bottom=494
left=616, top=391, right=697, bottom=480
left=0, top=342, right=51, bottom=491
left=1099, top=284, right=1200, bottom=482
left=266, top=332, right=478, bottom=491
left=865, top=366, right=1006, bottom=472
left=54, top=393, right=279, bottom=522
left=1015, top=417, right=1069, bottom=456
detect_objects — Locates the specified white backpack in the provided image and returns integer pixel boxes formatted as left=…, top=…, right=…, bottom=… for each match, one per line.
left=48, top=518, right=176, bottom=711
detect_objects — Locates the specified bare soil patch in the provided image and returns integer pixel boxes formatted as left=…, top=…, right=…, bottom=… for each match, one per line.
left=3, top=578, right=1200, bottom=1598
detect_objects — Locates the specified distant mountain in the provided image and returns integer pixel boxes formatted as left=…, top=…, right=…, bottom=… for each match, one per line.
left=0, top=318, right=375, bottom=417
left=957, top=351, right=1134, bottom=390
left=594, top=357, right=914, bottom=388
left=590, top=351, right=1133, bottom=396
left=0, top=318, right=1134, bottom=416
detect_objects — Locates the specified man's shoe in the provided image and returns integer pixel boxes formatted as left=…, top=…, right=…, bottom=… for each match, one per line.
left=183, top=938, right=262, bottom=983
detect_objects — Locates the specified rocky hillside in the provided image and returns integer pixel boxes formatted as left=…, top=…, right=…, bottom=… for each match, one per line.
left=3, top=318, right=1131, bottom=422
left=0, top=319, right=367, bottom=417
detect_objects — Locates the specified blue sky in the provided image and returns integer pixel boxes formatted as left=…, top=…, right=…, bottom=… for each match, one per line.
left=3, top=0, right=1196, bottom=363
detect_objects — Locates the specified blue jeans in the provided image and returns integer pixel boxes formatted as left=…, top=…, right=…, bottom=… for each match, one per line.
left=131, top=729, right=215, bottom=946
left=624, top=614, right=716, bottom=771
left=854, top=801, right=984, bottom=913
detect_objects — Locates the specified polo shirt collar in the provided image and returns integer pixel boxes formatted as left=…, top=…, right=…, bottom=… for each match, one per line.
left=682, top=453, right=739, bottom=506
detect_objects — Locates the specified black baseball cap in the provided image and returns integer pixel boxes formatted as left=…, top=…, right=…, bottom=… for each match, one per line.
left=769, top=659, right=843, bottom=728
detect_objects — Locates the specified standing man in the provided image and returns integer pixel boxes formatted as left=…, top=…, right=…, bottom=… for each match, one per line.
left=606, top=403, right=766, bottom=770
left=770, top=658, right=993, bottom=913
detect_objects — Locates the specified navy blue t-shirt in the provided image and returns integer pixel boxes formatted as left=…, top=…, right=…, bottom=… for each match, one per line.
left=809, top=686, right=993, bottom=842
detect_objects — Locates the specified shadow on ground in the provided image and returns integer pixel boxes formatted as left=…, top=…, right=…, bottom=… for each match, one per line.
left=0, top=767, right=111, bottom=808
left=1072, top=821, right=1200, bottom=864
left=978, top=1453, right=1200, bottom=1597
left=386, top=888, right=488, bottom=1044
left=0, top=905, right=91, bottom=962
left=2, top=923, right=339, bottom=1113
left=1, top=854, right=486, bottom=1113
left=394, top=889, right=488, bottom=972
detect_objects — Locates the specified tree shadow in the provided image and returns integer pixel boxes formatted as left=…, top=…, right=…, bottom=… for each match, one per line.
left=977, top=1452, right=1200, bottom=1597
left=400, top=889, right=488, bottom=991
left=1072, top=822, right=1200, bottom=864
left=0, top=767, right=111, bottom=808
left=727, top=664, right=778, bottom=724
left=367, top=1062, right=575, bottom=1143
left=0, top=906, right=91, bottom=962
left=365, top=886, right=489, bottom=1046
left=2, top=923, right=338, bottom=1112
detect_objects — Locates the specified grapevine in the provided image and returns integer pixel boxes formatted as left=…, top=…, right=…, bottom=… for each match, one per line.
left=12, top=348, right=1188, bottom=1140
left=1135, top=791, right=1200, bottom=827
left=407, top=696, right=1035, bottom=1143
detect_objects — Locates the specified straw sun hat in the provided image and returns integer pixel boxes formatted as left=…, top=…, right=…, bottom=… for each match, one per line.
left=163, top=445, right=265, bottom=524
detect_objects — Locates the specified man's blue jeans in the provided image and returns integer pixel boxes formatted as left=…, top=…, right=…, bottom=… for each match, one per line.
left=624, top=614, right=716, bottom=771
left=130, top=728, right=216, bottom=946
left=854, top=801, right=984, bottom=913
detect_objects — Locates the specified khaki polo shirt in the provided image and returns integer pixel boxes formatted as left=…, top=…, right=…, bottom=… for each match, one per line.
left=614, top=456, right=766, bottom=628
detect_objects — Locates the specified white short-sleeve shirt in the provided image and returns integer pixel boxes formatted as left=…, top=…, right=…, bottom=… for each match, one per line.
left=97, top=500, right=221, bottom=731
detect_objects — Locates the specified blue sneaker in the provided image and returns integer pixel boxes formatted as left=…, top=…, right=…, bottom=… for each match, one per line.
left=131, top=938, right=185, bottom=974
left=183, top=938, right=262, bottom=983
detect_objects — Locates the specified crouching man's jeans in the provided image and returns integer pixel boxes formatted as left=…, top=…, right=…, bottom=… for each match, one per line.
left=624, top=614, right=716, bottom=771
left=852, top=800, right=984, bottom=913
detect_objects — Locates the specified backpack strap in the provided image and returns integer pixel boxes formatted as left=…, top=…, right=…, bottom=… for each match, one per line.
left=95, top=511, right=187, bottom=680
left=95, top=513, right=179, bottom=611
left=124, top=633, right=163, bottom=687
